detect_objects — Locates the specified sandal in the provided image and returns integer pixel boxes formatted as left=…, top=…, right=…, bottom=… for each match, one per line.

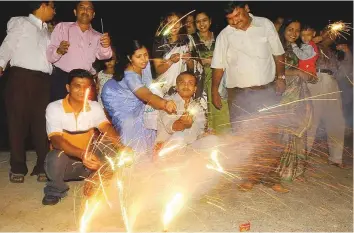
left=37, top=173, right=48, bottom=182
left=328, top=161, right=352, bottom=170
left=271, top=184, right=290, bottom=193
left=9, top=172, right=24, bottom=183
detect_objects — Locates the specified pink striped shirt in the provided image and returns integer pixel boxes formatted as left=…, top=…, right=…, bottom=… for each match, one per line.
left=46, top=22, right=112, bottom=74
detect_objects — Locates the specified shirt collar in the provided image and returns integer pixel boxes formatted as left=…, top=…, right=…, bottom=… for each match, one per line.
left=28, top=14, right=47, bottom=30
left=74, top=21, right=93, bottom=32
left=174, top=93, right=193, bottom=105
left=62, top=95, right=91, bottom=113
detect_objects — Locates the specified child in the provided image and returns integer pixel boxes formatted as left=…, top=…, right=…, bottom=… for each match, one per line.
left=96, top=52, right=117, bottom=107
left=154, top=71, right=209, bottom=158
left=291, top=25, right=319, bottom=77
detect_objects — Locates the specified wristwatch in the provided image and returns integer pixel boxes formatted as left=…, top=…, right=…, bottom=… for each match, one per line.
left=277, top=75, right=286, bottom=80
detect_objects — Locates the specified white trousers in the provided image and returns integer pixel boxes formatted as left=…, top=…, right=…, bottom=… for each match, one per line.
left=307, top=73, right=345, bottom=163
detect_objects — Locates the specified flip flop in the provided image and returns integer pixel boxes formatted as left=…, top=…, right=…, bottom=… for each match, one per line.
left=37, top=173, right=48, bottom=182
left=9, top=172, right=24, bottom=183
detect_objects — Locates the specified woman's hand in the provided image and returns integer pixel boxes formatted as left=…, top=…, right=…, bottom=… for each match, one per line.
left=164, top=100, right=177, bottom=114
left=169, top=53, right=181, bottom=63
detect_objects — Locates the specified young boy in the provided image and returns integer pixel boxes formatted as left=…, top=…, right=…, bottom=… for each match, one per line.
left=291, top=25, right=319, bottom=76
left=154, top=71, right=209, bottom=157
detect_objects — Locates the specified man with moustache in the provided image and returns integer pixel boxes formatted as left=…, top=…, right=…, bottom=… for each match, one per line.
left=0, top=2, right=56, bottom=183
left=211, top=1, right=288, bottom=192
left=47, top=1, right=112, bottom=101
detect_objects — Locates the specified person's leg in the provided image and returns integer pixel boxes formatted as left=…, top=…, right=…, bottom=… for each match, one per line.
left=43, top=150, right=91, bottom=203
left=28, top=72, right=51, bottom=177
left=5, top=67, right=30, bottom=179
left=306, top=75, right=325, bottom=156
left=50, top=67, right=69, bottom=102
left=321, top=75, right=346, bottom=165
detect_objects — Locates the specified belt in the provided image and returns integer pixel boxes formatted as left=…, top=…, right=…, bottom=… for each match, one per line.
left=316, top=68, right=333, bottom=75
left=236, top=81, right=274, bottom=91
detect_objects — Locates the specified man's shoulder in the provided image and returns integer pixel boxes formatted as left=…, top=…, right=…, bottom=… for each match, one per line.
left=89, top=100, right=104, bottom=112
left=252, top=15, right=273, bottom=27
left=7, top=16, right=29, bottom=28
left=46, top=100, right=64, bottom=114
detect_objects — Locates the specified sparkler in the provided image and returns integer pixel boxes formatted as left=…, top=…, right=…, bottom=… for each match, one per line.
left=158, top=10, right=196, bottom=36
left=327, top=21, right=352, bottom=40
left=163, top=192, right=184, bottom=231
left=101, top=18, right=104, bottom=34
left=80, top=200, right=101, bottom=233
left=83, top=88, right=90, bottom=113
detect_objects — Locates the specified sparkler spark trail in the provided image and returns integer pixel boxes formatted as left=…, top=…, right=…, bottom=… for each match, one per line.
left=258, top=91, right=342, bottom=112
left=80, top=200, right=101, bottom=233
left=327, top=21, right=352, bottom=40
left=83, top=88, right=90, bottom=113
left=159, top=10, right=196, bottom=36
left=117, top=179, right=130, bottom=233
left=206, top=150, right=239, bottom=180
left=163, top=192, right=184, bottom=231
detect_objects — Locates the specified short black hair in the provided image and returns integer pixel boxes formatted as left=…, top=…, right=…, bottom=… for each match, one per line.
left=68, top=69, right=93, bottom=85
left=301, top=24, right=315, bottom=32
left=176, top=71, right=198, bottom=84
left=28, top=1, right=50, bottom=13
left=76, top=1, right=94, bottom=10
left=223, top=1, right=249, bottom=15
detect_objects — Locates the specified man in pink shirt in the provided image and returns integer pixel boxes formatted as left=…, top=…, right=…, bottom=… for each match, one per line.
left=47, top=1, right=112, bottom=101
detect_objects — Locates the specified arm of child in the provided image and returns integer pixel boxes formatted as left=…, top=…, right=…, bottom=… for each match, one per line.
left=292, top=43, right=317, bottom=60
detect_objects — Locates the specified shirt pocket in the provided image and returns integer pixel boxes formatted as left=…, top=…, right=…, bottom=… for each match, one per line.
left=250, top=36, right=270, bottom=59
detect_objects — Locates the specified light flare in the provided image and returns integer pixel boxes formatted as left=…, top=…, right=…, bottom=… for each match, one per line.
left=163, top=192, right=184, bottom=231
left=79, top=199, right=101, bottom=233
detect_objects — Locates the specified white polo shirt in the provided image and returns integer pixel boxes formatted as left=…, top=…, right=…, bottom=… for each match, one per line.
left=211, top=14, right=285, bottom=88
left=46, top=95, right=110, bottom=150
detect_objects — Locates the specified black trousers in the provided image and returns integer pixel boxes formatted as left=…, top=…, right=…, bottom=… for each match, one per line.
left=5, top=66, right=50, bottom=175
left=50, top=66, right=69, bottom=102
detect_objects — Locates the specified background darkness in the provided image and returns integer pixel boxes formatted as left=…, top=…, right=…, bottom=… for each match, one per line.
left=0, top=1, right=353, bottom=150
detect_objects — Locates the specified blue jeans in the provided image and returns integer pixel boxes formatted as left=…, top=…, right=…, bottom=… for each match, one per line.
left=43, top=150, right=92, bottom=198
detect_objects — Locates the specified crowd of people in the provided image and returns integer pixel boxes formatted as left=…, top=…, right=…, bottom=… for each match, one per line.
left=0, top=1, right=352, bottom=206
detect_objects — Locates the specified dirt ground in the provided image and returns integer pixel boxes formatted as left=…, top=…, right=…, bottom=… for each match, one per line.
left=0, top=138, right=353, bottom=232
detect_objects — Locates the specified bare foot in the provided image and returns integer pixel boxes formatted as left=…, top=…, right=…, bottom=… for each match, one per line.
left=271, top=184, right=289, bottom=193
left=238, top=182, right=254, bottom=192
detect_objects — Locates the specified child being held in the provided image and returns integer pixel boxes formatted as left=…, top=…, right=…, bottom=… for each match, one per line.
left=291, top=24, right=319, bottom=77
left=154, top=71, right=209, bottom=158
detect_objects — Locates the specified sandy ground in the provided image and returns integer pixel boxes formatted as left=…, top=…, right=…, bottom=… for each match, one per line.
left=0, top=140, right=353, bottom=232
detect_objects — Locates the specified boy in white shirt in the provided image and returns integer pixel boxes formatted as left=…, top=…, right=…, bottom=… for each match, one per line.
left=154, top=71, right=213, bottom=158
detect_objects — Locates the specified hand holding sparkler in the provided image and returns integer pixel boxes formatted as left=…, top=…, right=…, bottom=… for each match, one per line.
left=336, top=44, right=350, bottom=53
left=57, top=40, right=70, bottom=55
left=169, top=53, right=181, bottom=64
left=179, top=112, right=194, bottom=129
left=164, top=100, right=177, bottom=114
left=100, top=33, right=111, bottom=48
left=82, top=152, right=102, bottom=170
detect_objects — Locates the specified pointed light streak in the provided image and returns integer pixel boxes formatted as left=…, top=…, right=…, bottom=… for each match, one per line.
left=117, top=179, right=131, bottom=233
left=158, top=144, right=182, bottom=157
left=206, top=150, right=239, bottom=180
left=79, top=199, right=101, bottom=233
left=258, top=91, right=342, bottom=112
left=83, top=88, right=90, bottom=113
left=160, top=10, right=196, bottom=36
left=163, top=192, right=184, bottom=231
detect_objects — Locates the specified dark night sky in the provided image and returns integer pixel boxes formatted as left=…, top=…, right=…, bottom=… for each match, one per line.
left=0, top=1, right=353, bottom=149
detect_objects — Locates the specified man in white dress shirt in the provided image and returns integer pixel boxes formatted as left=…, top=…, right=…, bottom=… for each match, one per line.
left=0, top=1, right=55, bottom=183
left=211, top=1, right=288, bottom=192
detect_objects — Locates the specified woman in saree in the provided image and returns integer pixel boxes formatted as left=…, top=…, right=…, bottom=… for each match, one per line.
left=276, top=19, right=316, bottom=182
left=190, top=10, right=230, bottom=134
left=101, top=40, right=176, bottom=156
